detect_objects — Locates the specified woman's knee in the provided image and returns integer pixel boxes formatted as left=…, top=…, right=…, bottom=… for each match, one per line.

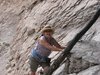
left=31, top=72, right=35, bottom=75
left=43, top=66, right=49, bottom=72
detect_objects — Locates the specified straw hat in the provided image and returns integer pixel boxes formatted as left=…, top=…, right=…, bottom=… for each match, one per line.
left=41, top=25, right=54, bottom=33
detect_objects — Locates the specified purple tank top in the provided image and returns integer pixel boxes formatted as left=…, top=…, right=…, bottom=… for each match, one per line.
left=34, top=36, right=54, bottom=57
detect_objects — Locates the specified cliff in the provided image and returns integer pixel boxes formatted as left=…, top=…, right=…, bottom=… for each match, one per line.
left=0, top=0, right=100, bottom=75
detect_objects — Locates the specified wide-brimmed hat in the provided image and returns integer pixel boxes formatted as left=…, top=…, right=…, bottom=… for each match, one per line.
left=41, top=25, right=54, bottom=33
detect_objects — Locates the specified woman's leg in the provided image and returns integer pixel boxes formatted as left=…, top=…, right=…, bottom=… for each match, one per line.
left=40, top=59, right=50, bottom=74
left=29, top=56, right=39, bottom=75
left=41, top=62, right=50, bottom=74
left=31, top=72, right=35, bottom=75
left=43, top=66, right=49, bottom=73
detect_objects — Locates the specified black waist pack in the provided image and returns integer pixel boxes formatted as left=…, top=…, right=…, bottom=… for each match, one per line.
left=45, top=58, right=51, bottom=63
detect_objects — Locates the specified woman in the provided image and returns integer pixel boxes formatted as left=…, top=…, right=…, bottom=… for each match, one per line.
left=29, top=25, right=65, bottom=75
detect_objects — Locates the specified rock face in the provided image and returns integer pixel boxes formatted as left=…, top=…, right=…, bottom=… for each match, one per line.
left=0, top=0, right=100, bottom=75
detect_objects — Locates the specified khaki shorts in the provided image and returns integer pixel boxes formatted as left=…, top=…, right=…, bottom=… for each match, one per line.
left=29, top=56, right=50, bottom=72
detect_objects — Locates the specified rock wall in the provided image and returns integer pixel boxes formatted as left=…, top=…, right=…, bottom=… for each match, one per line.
left=0, top=0, right=100, bottom=75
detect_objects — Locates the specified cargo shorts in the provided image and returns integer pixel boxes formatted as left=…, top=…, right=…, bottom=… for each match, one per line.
left=29, top=56, right=50, bottom=72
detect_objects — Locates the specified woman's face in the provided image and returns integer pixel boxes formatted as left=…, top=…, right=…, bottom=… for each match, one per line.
left=43, top=31, right=53, bottom=38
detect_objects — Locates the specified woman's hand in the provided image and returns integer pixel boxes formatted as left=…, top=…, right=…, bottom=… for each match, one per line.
left=61, top=46, right=66, bottom=49
left=53, top=45, right=63, bottom=51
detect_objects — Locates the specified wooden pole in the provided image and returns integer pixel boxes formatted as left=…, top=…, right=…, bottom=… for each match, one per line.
left=44, top=8, right=100, bottom=75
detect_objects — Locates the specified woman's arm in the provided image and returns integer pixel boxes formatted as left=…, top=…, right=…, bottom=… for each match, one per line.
left=38, top=38, right=62, bottom=51
left=52, top=38, right=66, bottom=49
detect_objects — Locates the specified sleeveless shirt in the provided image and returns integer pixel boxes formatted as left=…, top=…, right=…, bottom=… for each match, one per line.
left=31, top=36, right=55, bottom=58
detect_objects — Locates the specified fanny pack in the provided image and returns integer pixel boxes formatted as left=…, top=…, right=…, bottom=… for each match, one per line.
left=31, top=49, right=51, bottom=63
